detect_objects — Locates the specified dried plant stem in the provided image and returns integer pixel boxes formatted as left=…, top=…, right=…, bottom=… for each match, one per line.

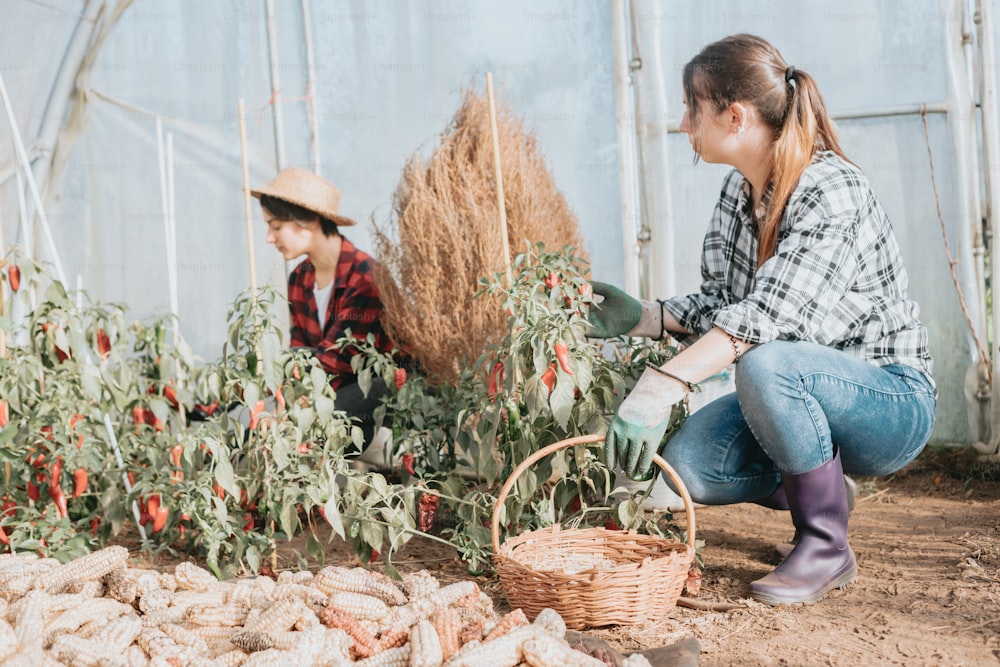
left=374, top=86, right=587, bottom=384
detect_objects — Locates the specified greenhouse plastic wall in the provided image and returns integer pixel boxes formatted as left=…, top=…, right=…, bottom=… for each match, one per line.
left=0, top=0, right=993, bottom=446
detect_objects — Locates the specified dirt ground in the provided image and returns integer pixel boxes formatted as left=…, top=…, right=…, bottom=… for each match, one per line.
left=137, top=446, right=1000, bottom=666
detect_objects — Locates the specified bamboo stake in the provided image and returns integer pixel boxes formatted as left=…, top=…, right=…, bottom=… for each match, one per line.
left=264, top=0, right=287, bottom=171
left=300, top=0, right=321, bottom=175
left=485, top=72, right=512, bottom=285
left=238, top=99, right=259, bottom=294
left=0, top=71, right=66, bottom=286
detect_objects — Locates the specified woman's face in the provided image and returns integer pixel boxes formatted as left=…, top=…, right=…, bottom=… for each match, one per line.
left=264, top=213, right=318, bottom=260
left=679, top=98, right=737, bottom=164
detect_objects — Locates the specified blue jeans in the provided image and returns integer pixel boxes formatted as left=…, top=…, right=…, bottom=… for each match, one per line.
left=661, top=340, right=937, bottom=505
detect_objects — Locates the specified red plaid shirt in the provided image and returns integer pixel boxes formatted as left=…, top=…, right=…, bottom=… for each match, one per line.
left=287, top=237, right=393, bottom=390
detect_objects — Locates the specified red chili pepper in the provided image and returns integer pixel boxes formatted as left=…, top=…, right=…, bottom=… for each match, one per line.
left=579, top=283, right=593, bottom=297
left=275, top=383, right=286, bottom=412
left=297, top=442, right=312, bottom=455
left=152, top=507, right=169, bottom=533
left=242, top=512, right=254, bottom=532
left=8, top=264, right=20, bottom=292
left=49, top=486, right=68, bottom=519
left=148, top=409, right=164, bottom=432
left=96, top=329, right=111, bottom=358
left=163, top=384, right=179, bottom=410
left=193, top=401, right=219, bottom=416
left=0, top=400, right=7, bottom=428
left=487, top=361, right=504, bottom=401
left=292, top=364, right=301, bottom=380
left=1, top=498, right=15, bottom=517
left=604, top=519, right=621, bottom=531
left=369, top=549, right=380, bottom=563
left=90, top=517, right=100, bottom=535
left=418, top=492, right=440, bottom=533
left=394, top=367, right=407, bottom=391
left=212, top=483, right=225, bottom=499
left=541, top=363, right=557, bottom=394
left=132, top=406, right=145, bottom=434
left=544, top=272, right=560, bottom=289
left=0, top=527, right=9, bottom=546
left=248, top=400, right=266, bottom=430
left=69, top=414, right=84, bottom=448
left=402, top=453, right=415, bottom=476
left=127, top=471, right=137, bottom=488
left=170, top=444, right=183, bottom=468
left=554, top=342, right=573, bottom=375
left=146, top=494, right=161, bottom=519
left=72, top=468, right=88, bottom=499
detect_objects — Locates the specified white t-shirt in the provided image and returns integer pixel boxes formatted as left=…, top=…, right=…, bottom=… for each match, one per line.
left=313, top=280, right=333, bottom=330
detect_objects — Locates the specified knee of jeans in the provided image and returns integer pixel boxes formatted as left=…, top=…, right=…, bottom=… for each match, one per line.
left=659, top=458, right=721, bottom=505
left=735, top=340, right=790, bottom=394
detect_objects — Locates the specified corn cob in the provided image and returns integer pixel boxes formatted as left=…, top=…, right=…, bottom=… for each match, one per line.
left=313, top=567, right=406, bottom=606
left=43, top=597, right=132, bottom=647
left=458, top=619, right=484, bottom=647
left=74, top=617, right=109, bottom=639
left=483, top=609, right=528, bottom=642
left=531, top=608, right=566, bottom=639
left=352, top=644, right=410, bottom=667
left=171, top=589, right=230, bottom=608
left=124, top=643, right=150, bottom=667
left=13, top=590, right=51, bottom=648
left=157, top=572, right=178, bottom=593
left=135, top=571, right=163, bottom=597
left=185, top=603, right=251, bottom=627
left=140, top=605, right=190, bottom=628
left=0, top=617, right=17, bottom=661
left=105, top=564, right=138, bottom=604
left=271, top=582, right=328, bottom=609
left=187, top=622, right=239, bottom=642
left=327, top=591, right=390, bottom=621
left=443, top=625, right=541, bottom=667
left=50, top=633, right=127, bottom=667
left=400, top=570, right=439, bottom=600
left=34, top=546, right=128, bottom=592
left=95, top=613, right=143, bottom=654
left=243, top=597, right=307, bottom=634
left=138, top=588, right=173, bottom=613
left=382, top=581, right=477, bottom=633
left=161, top=621, right=212, bottom=653
left=621, top=655, right=654, bottom=667
left=63, top=578, right=105, bottom=598
left=173, top=562, right=219, bottom=591
left=320, top=606, right=379, bottom=659
left=408, top=618, right=442, bottom=667
left=214, top=649, right=250, bottom=666
left=433, top=607, right=462, bottom=661
left=367, top=570, right=406, bottom=603
left=276, top=569, right=314, bottom=586
left=229, top=630, right=273, bottom=653
left=525, top=635, right=611, bottom=667
left=377, top=627, right=408, bottom=651
left=240, top=648, right=298, bottom=667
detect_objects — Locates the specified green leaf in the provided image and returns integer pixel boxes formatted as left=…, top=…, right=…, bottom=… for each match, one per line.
left=214, top=457, right=238, bottom=498
left=323, top=492, right=346, bottom=540
left=306, top=532, right=324, bottom=565
left=245, top=545, right=261, bottom=573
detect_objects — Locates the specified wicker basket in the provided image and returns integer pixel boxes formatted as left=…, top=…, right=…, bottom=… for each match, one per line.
left=491, top=434, right=696, bottom=630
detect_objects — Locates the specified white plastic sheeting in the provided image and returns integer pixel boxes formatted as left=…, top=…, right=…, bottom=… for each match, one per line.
left=0, top=0, right=994, bottom=445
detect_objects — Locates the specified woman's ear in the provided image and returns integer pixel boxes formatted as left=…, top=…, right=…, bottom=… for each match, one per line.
left=729, top=102, right=748, bottom=134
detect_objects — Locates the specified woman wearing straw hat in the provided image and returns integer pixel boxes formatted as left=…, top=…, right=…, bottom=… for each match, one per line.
left=587, top=34, right=936, bottom=606
left=251, top=167, right=395, bottom=448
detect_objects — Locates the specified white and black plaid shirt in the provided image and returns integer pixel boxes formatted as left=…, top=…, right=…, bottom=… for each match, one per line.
left=664, top=151, right=933, bottom=384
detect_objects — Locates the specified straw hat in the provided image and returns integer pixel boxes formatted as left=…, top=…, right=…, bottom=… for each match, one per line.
left=250, top=168, right=356, bottom=226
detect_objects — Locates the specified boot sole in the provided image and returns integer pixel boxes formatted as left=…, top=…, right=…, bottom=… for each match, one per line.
left=750, top=564, right=858, bottom=606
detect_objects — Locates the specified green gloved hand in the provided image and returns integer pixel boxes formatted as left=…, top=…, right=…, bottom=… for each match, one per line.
left=605, top=366, right=689, bottom=480
left=586, top=281, right=642, bottom=338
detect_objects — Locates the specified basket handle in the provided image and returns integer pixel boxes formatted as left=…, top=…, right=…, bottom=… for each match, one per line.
left=490, top=434, right=697, bottom=555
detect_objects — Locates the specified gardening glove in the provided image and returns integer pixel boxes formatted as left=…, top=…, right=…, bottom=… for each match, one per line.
left=605, top=366, right=688, bottom=481
left=586, top=281, right=664, bottom=339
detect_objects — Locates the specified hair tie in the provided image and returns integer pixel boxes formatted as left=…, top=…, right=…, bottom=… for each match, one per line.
left=784, top=66, right=796, bottom=85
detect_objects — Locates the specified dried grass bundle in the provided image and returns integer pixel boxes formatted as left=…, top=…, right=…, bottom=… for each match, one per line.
left=374, top=88, right=587, bottom=385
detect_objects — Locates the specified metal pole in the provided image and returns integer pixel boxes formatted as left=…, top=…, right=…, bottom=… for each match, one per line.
left=300, top=0, right=321, bottom=175
left=629, top=0, right=677, bottom=300
left=610, top=0, right=640, bottom=296
left=264, top=0, right=287, bottom=171
left=974, top=0, right=1000, bottom=455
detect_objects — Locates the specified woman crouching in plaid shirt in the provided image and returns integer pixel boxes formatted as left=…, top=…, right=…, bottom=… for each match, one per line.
left=588, top=34, right=936, bottom=605
left=252, top=168, right=396, bottom=449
